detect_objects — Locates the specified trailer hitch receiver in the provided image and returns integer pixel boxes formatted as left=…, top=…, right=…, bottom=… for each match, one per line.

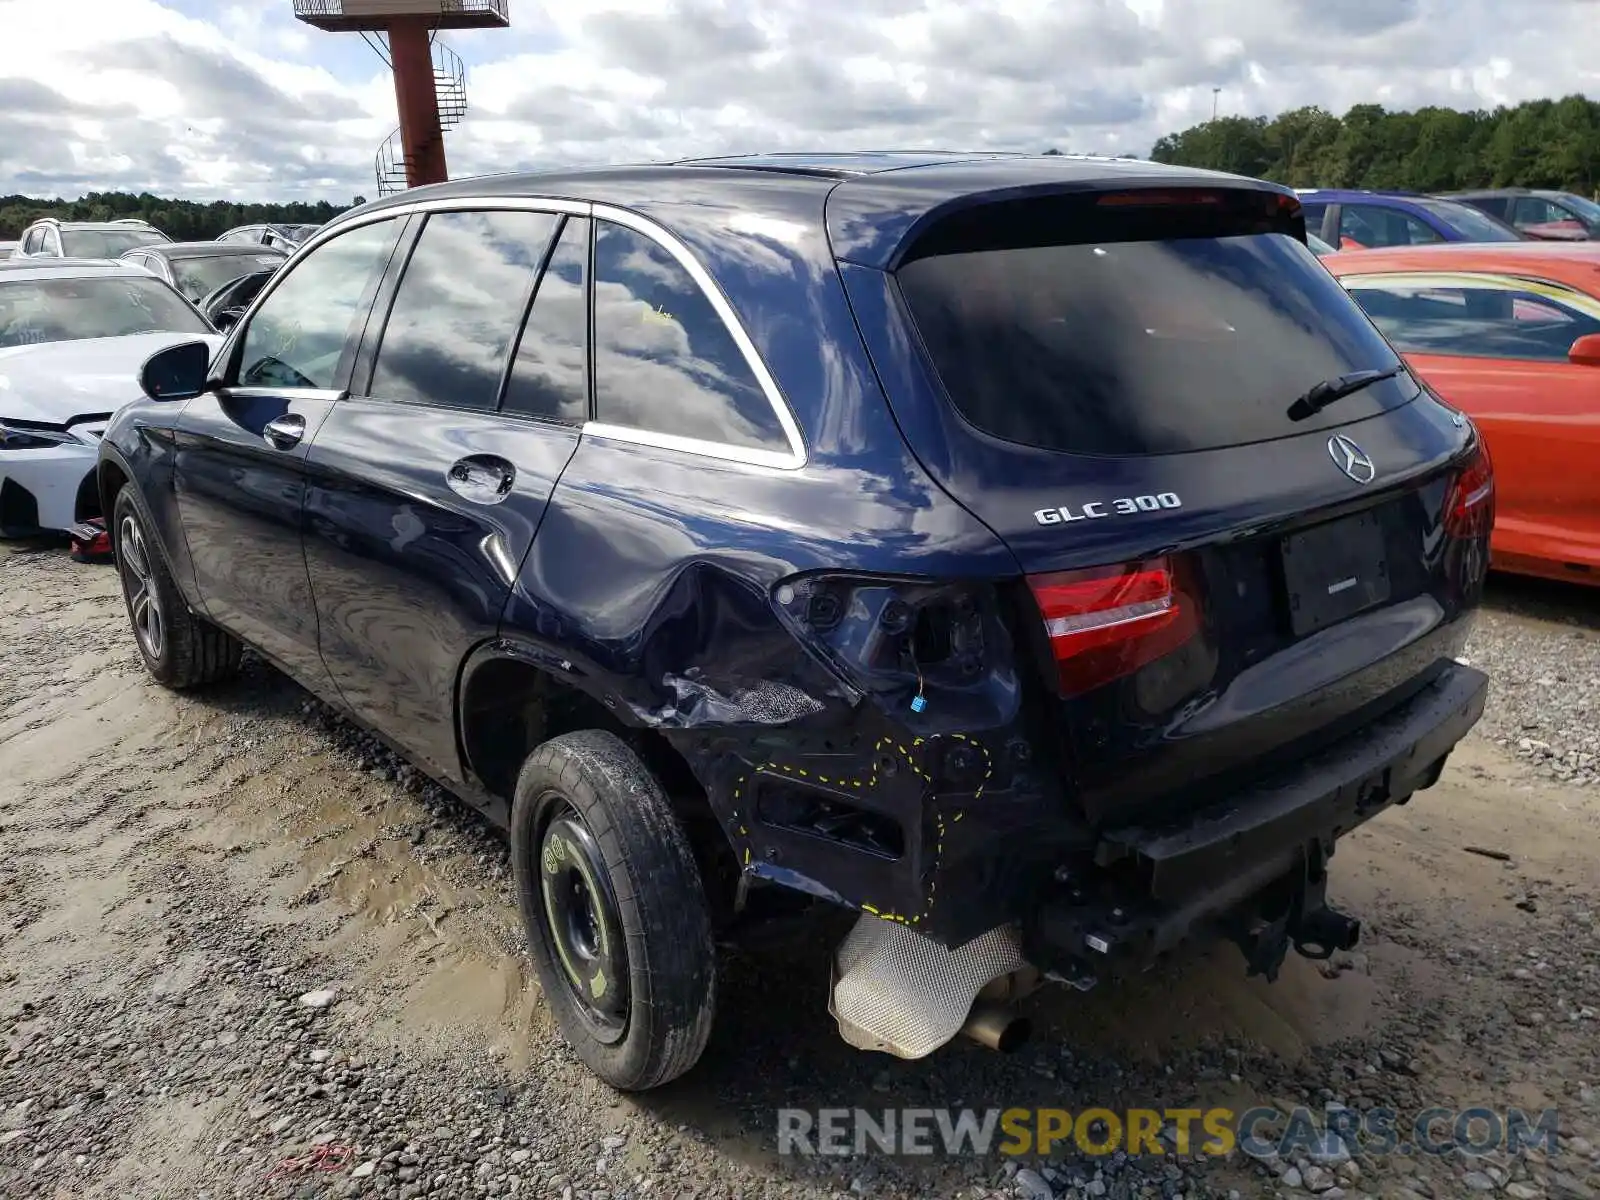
left=1226, top=841, right=1361, bottom=982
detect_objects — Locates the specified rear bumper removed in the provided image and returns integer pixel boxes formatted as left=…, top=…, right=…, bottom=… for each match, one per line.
left=828, top=662, right=1488, bottom=1057
left=1029, top=660, right=1487, bottom=982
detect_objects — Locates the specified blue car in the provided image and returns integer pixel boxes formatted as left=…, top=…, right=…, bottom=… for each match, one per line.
left=1298, top=188, right=1524, bottom=248
left=99, top=153, right=1492, bottom=1089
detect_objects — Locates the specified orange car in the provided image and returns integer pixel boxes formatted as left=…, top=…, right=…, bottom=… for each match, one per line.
left=1324, top=242, right=1600, bottom=587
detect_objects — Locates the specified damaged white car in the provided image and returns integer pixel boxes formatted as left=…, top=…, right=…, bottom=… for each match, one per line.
left=0, top=261, right=220, bottom=537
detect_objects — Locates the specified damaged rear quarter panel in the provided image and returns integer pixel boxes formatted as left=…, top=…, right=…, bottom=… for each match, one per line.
left=493, top=198, right=1076, bottom=943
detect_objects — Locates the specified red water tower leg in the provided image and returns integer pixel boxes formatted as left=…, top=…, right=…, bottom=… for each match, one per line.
left=388, top=16, right=448, bottom=188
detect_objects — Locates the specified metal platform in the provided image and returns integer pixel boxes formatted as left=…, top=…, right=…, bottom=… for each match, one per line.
left=292, top=0, right=508, bottom=31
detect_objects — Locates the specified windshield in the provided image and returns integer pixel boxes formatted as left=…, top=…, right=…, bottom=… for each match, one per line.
left=1413, top=199, right=1522, bottom=242
left=61, top=229, right=169, bottom=258
left=0, top=276, right=211, bottom=347
left=1557, top=194, right=1600, bottom=225
left=897, top=230, right=1416, bottom=457
left=168, top=253, right=284, bottom=301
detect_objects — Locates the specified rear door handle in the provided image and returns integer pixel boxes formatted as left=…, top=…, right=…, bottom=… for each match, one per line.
left=446, top=455, right=516, bottom=505
left=262, top=414, right=306, bottom=450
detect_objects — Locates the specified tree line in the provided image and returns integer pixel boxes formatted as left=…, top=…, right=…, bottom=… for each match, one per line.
left=0, top=192, right=367, bottom=241
left=1148, top=95, right=1600, bottom=195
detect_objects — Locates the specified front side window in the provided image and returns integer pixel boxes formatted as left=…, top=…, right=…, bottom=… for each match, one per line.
left=1343, top=273, right=1600, bottom=361
left=1414, top=199, right=1522, bottom=242
left=1338, top=205, right=1443, bottom=249
left=503, top=216, right=589, bottom=424
left=368, top=209, right=558, bottom=410
left=1512, top=197, right=1565, bottom=226
left=591, top=221, right=787, bottom=452
left=0, top=276, right=211, bottom=347
left=237, top=218, right=398, bottom=391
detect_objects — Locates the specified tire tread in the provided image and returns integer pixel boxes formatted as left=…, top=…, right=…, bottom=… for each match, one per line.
left=510, top=729, right=716, bottom=1091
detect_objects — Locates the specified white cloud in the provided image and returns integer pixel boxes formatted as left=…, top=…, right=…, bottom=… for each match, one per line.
left=0, top=0, right=1594, bottom=201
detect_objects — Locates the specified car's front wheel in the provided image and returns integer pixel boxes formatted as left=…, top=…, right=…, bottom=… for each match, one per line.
left=510, top=730, right=717, bottom=1090
left=112, top=486, right=242, bottom=689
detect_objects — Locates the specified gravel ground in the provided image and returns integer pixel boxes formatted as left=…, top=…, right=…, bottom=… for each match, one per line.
left=1467, top=576, right=1600, bottom=788
left=2, top=546, right=1599, bottom=1200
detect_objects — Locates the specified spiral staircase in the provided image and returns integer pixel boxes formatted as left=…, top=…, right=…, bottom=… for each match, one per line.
left=375, top=38, right=469, bottom=196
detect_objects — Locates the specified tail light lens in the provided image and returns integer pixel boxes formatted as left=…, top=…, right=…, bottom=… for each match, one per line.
left=1444, top=441, right=1495, bottom=539
left=1027, top=558, right=1195, bottom=697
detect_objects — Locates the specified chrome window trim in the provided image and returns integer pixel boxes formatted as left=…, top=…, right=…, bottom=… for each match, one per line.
left=222, top=386, right=346, bottom=404
left=254, top=194, right=807, bottom=472
left=581, top=422, right=800, bottom=471
left=589, top=201, right=807, bottom=470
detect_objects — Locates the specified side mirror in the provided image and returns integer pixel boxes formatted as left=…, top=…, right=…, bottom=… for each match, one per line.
left=1570, top=333, right=1600, bottom=368
left=213, top=307, right=246, bottom=331
left=140, top=340, right=213, bottom=401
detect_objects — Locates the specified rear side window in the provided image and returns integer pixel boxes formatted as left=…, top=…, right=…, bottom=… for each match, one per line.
left=1343, top=275, right=1600, bottom=361
left=369, top=209, right=559, bottom=410
left=591, top=221, right=787, bottom=452
left=503, top=217, right=589, bottom=424
left=897, top=231, right=1416, bottom=457
left=238, top=218, right=398, bottom=391
left=1338, top=204, right=1442, bottom=249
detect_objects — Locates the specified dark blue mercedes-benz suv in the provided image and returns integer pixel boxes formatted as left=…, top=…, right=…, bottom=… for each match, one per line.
left=99, top=152, right=1494, bottom=1090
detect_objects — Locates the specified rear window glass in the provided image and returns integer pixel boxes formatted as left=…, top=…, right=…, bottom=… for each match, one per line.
left=896, top=232, right=1418, bottom=457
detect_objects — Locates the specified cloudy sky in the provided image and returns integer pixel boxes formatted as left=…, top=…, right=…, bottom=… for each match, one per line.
left=1, top=0, right=1595, bottom=203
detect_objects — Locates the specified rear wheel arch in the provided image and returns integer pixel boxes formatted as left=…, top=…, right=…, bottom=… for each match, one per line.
left=456, top=643, right=739, bottom=911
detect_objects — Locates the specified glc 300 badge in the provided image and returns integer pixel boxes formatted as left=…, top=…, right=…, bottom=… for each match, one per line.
left=1034, top=492, right=1183, bottom=526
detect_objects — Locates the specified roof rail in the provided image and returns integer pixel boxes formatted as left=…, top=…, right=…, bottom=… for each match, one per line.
left=111, top=218, right=154, bottom=227
left=34, top=216, right=62, bottom=227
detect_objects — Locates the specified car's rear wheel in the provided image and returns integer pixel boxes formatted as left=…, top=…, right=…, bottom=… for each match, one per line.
left=510, top=730, right=717, bottom=1090
left=112, top=486, right=242, bottom=689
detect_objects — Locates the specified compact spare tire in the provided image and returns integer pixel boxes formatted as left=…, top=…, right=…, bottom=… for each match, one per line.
left=510, top=729, right=717, bottom=1090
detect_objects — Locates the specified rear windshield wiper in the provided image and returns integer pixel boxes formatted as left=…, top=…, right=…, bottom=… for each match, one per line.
left=1287, top=364, right=1408, bottom=421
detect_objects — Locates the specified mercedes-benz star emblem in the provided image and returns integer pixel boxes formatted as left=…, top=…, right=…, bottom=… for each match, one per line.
left=1327, top=434, right=1376, bottom=484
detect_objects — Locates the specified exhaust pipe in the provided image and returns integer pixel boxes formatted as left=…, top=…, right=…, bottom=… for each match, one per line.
left=961, top=1001, right=1031, bottom=1053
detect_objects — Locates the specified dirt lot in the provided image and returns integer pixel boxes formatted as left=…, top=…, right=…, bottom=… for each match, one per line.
left=3, top=543, right=1599, bottom=1200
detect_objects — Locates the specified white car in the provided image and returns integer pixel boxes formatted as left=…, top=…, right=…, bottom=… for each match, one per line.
left=0, top=261, right=221, bottom=537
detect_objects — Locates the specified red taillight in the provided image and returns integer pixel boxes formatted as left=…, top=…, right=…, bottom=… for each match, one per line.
left=1444, top=442, right=1495, bottom=539
left=1027, top=558, right=1194, bottom=697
